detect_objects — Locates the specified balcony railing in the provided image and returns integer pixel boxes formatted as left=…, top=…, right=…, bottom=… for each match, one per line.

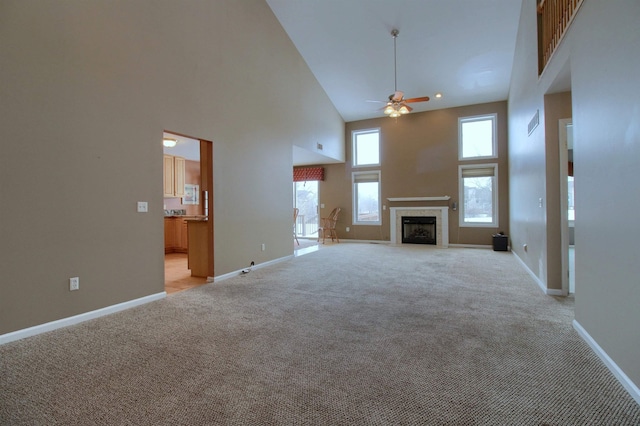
left=538, top=0, right=583, bottom=74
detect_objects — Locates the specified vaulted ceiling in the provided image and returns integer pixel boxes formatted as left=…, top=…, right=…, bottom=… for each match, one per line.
left=266, top=0, right=523, bottom=123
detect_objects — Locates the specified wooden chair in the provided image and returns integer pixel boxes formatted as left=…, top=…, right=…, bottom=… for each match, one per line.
left=293, top=207, right=300, bottom=246
left=318, top=207, right=341, bottom=244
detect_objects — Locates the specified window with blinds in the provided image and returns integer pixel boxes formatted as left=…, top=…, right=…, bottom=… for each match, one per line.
left=459, top=164, right=498, bottom=227
left=352, top=171, right=381, bottom=225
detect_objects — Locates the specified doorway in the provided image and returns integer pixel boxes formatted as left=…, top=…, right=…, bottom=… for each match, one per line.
left=294, top=181, right=320, bottom=251
left=559, top=119, right=575, bottom=294
left=163, top=131, right=214, bottom=294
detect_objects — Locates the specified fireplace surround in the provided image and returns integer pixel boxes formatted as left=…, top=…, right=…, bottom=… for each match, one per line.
left=390, top=206, right=449, bottom=247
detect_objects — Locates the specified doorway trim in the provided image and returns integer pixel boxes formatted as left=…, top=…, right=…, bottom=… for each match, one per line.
left=559, top=118, right=572, bottom=294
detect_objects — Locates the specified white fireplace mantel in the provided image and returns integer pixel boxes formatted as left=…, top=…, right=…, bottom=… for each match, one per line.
left=390, top=206, right=449, bottom=248
left=387, top=196, right=451, bottom=202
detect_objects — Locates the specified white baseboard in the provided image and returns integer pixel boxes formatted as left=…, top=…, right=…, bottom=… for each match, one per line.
left=573, top=320, right=640, bottom=405
left=448, top=244, right=493, bottom=249
left=511, top=251, right=551, bottom=295
left=214, top=255, right=294, bottom=282
left=0, top=292, right=166, bottom=345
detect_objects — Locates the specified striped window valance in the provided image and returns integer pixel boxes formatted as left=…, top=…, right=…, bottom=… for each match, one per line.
left=293, top=167, right=324, bottom=182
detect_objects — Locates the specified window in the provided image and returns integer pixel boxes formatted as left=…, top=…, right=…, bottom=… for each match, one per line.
left=353, top=171, right=381, bottom=225
left=352, top=129, right=380, bottom=166
left=459, top=164, right=498, bottom=227
left=459, top=114, right=497, bottom=160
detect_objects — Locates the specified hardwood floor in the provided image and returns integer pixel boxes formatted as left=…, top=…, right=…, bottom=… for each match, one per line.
left=164, top=253, right=207, bottom=294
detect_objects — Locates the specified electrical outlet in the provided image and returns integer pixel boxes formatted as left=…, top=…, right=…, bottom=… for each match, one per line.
left=261, top=243, right=266, bottom=251
left=69, top=277, right=79, bottom=291
left=137, top=201, right=148, bottom=213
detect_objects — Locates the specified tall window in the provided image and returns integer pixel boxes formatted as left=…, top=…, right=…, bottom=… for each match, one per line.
left=352, top=129, right=380, bottom=166
left=459, top=114, right=497, bottom=160
left=459, top=164, right=498, bottom=227
left=353, top=171, right=381, bottom=225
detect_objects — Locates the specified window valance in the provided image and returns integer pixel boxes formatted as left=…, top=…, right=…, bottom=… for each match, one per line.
left=293, top=167, right=324, bottom=182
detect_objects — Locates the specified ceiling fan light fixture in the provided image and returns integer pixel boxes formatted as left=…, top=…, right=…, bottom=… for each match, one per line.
left=399, top=105, right=410, bottom=114
left=163, top=138, right=177, bottom=148
left=383, top=104, right=394, bottom=115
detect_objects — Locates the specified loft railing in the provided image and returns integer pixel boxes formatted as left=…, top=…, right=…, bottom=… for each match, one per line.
left=537, top=0, right=583, bottom=74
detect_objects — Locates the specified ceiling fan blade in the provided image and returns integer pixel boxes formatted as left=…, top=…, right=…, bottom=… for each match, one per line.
left=404, top=96, right=430, bottom=103
left=365, top=100, right=387, bottom=104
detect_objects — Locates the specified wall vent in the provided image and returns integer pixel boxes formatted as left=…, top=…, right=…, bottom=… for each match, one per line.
left=528, top=109, right=539, bottom=136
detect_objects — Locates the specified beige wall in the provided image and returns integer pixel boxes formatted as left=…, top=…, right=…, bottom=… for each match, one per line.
left=318, top=101, right=509, bottom=245
left=509, top=0, right=640, bottom=388
left=543, top=92, right=572, bottom=291
left=0, top=0, right=344, bottom=335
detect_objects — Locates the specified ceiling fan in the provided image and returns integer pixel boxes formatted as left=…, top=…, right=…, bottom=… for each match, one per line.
left=379, top=29, right=430, bottom=118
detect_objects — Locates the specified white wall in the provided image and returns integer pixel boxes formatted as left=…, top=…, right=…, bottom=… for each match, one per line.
left=509, top=0, right=640, bottom=389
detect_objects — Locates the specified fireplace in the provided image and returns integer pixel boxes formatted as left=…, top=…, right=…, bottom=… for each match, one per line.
left=402, top=216, right=437, bottom=245
left=390, top=206, right=448, bottom=248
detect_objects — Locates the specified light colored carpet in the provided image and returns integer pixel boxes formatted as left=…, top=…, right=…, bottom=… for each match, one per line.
left=1, top=244, right=639, bottom=425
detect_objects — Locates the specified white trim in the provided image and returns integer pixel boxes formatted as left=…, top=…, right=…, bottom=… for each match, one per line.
left=512, top=251, right=547, bottom=293
left=389, top=206, right=449, bottom=247
left=387, top=196, right=451, bottom=202
left=573, top=320, right=640, bottom=405
left=512, top=251, right=568, bottom=296
left=352, top=128, right=381, bottom=167
left=213, top=255, right=293, bottom=282
left=449, top=244, right=492, bottom=249
left=458, top=113, right=498, bottom=160
left=352, top=170, right=382, bottom=226
left=0, top=292, right=166, bottom=345
left=458, top=163, right=499, bottom=228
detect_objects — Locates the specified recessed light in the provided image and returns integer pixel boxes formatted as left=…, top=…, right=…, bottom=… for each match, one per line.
left=435, top=93, right=443, bottom=98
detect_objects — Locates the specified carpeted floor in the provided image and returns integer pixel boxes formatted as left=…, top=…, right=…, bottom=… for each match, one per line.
left=1, top=244, right=639, bottom=425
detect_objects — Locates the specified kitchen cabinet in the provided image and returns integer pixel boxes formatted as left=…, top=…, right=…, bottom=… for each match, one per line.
left=180, top=219, right=189, bottom=252
left=164, top=217, right=189, bottom=253
left=163, top=154, right=185, bottom=198
left=187, top=219, right=208, bottom=277
left=164, top=217, right=176, bottom=253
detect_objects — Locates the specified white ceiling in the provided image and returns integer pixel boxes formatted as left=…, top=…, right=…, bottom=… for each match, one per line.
left=266, top=0, right=523, bottom=123
left=163, top=133, right=200, bottom=161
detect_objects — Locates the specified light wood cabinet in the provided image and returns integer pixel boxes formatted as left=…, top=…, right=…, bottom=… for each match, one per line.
left=164, top=217, right=176, bottom=253
left=187, top=220, right=208, bottom=277
left=164, top=217, right=190, bottom=254
left=163, top=154, right=185, bottom=198
left=180, top=219, right=189, bottom=251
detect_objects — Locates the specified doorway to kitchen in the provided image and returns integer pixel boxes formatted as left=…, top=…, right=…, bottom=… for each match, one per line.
left=163, top=131, right=214, bottom=294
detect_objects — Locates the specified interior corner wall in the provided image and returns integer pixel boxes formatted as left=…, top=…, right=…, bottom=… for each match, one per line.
left=0, top=0, right=343, bottom=336
left=509, top=0, right=640, bottom=389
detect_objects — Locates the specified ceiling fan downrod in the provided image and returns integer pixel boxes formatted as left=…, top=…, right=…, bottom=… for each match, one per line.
left=391, top=29, right=399, bottom=93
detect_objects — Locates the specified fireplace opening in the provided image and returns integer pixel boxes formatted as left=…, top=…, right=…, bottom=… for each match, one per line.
left=402, top=216, right=436, bottom=245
